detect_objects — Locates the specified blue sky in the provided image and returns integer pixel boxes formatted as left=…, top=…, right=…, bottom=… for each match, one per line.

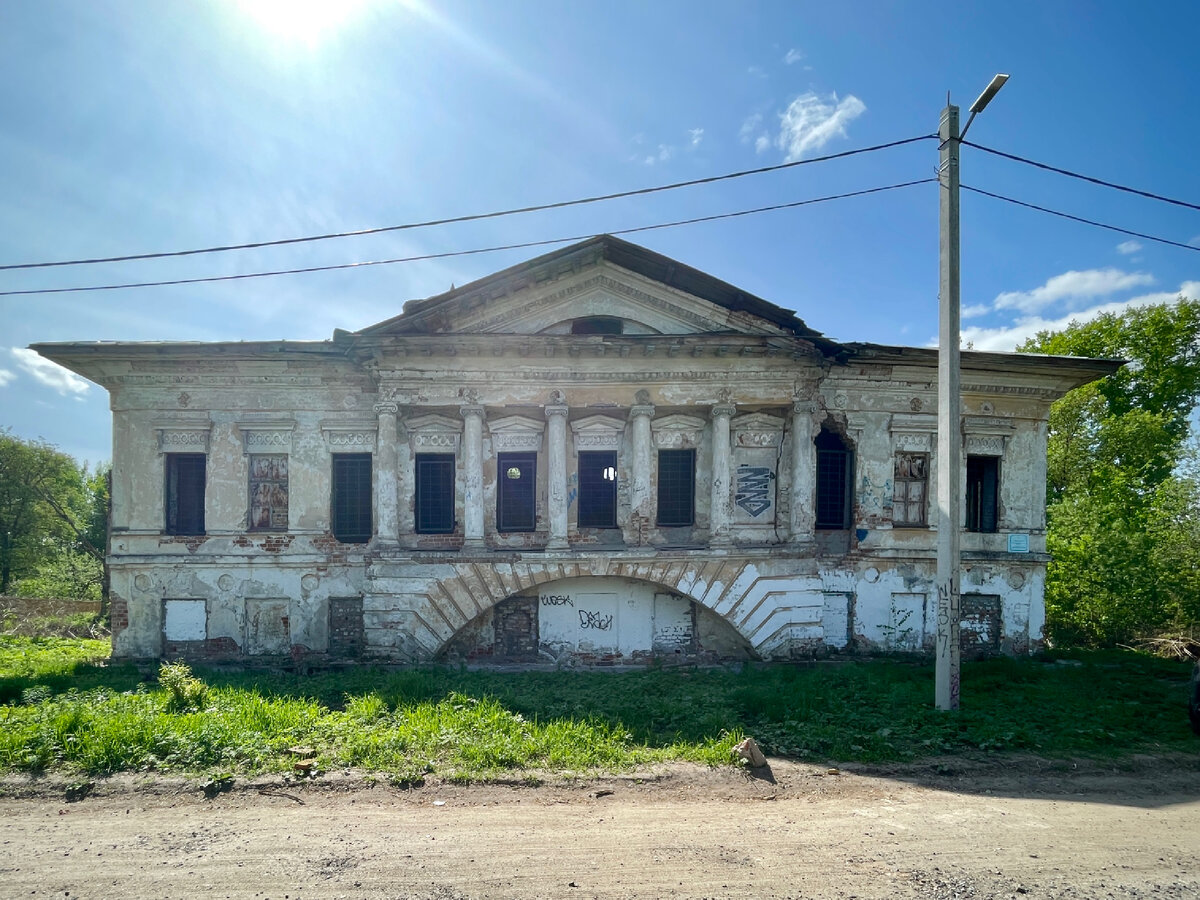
left=2, top=0, right=1198, bottom=466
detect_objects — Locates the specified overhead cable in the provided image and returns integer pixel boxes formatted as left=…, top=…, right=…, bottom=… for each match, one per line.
left=0, top=179, right=935, bottom=297
left=963, top=140, right=1200, bottom=213
left=963, top=185, right=1200, bottom=253
left=0, top=136, right=936, bottom=272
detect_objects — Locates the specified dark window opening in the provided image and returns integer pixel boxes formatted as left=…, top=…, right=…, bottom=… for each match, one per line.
left=249, top=454, right=289, bottom=531
left=165, top=453, right=206, bottom=535
left=578, top=451, right=618, bottom=528
left=966, top=455, right=999, bottom=533
left=656, top=448, right=695, bottom=527
left=815, top=429, right=853, bottom=529
left=497, top=452, right=537, bottom=532
left=571, top=316, right=623, bottom=335
left=331, top=453, right=372, bottom=543
left=415, top=453, right=455, bottom=534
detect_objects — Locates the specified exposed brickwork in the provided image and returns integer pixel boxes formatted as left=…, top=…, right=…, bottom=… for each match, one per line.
left=162, top=636, right=240, bottom=660
left=109, top=597, right=129, bottom=637
left=328, top=597, right=364, bottom=658
left=493, top=595, right=539, bottom=661
left=961, top=593, right=1002, bottom=657
left=159, top=535, right=208, bottom=553
left=414, top=534, right=465, bottom=551
left=232, top=533, right=296, bottom=553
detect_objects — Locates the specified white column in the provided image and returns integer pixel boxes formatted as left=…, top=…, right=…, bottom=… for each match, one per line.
left=373, top=401, right=399, bottom=546
left=396, top=411, right=414, bottom=542
left=460, top=405, right=486, bottom=551
left=628, top=401, right=655, bottom=544
left=709, top=402, right=736, bottom=546
left=545, top=401, right=569, bottom=550
left=789, top=401, right=817, bottom=543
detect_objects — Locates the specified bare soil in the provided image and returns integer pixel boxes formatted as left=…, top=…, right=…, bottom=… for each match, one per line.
left=2, top=755, right=1199, bottom=899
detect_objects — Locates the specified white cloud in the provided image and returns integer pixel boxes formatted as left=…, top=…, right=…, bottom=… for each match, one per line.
left=777, top=92, right=866, bottom=162
left=961, top=303, right=992, bottom=319
left=747, top=65, right=768, bottom=79
left=1116, top=240, right=1143, bottom=255
left=739, top=113, right=762, bottom=143
left=783, top=48, right=804, bottom=65
left=0, top=369, right=14, bottom=387
left=688, top=128, right=704, bottom=148
left=958, top=281, right=1200, bottom=351
left=9, top=348, right=91, bottom=397
left=754, top=134, right=771, bottom=154
left=1190, top=235, right=1200, bottom=248
left=993, top=268, right=1155, bottom=314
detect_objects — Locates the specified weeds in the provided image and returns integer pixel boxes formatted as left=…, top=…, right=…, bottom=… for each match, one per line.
left=0, top=641, right=1195, bottom=781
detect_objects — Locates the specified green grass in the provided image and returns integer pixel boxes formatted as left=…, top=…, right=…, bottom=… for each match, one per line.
left=0, top=638, right=1195, bottom=781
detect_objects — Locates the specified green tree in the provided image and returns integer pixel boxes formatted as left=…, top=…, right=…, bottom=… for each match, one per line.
left=1019, top=298, right=1200, bottom=646
left=0, top=432, right=105, bottom=601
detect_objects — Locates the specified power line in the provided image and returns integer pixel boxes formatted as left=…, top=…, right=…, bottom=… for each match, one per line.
left=963, top=184, right=1200, bottom=252
left=0, top=179, right=935, bottom=297
left=963, top=140, right=1200, bottom=213
left=0, top=135, right=936, bottom=272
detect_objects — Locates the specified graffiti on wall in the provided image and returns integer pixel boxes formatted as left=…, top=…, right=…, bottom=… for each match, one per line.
left=735, top=464, right=775, bottom=518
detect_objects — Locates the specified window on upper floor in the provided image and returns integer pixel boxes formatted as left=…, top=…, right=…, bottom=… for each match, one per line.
left=165, top=453, right=206, bottom=536
left=570, top=316, right=623, bottom=334
left=578, top=450, right=618, bottom=528
left=497, top=452, right=537, bottom=532
left=331, top=453, right=372, bottom=543
left=248, top=454, right=289, bottom=531
left=815, top=429, right=853, bottom=529
left=966, top=455, right=999, bottom=533
left=415, top=453, right=455, bottom=534
left=656, top=448, right=695, bottom=527
left=892, top=452, right=928, bottom=527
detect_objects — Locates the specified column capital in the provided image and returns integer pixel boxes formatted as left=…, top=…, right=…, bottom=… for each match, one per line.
left=459, top=404, right=485, bottom=421
left=711, top=403, right=736, bottom=419
left=629, top=404, right=655, bottom=421
left=373, top=401, right=400, bottom=417
left=545, top=404, right=569, bottom=419
left=791, top=399, right=819, bottom=417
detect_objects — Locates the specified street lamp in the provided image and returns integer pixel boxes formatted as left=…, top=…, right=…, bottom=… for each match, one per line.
left=936, top=74, right=1008, bottom=712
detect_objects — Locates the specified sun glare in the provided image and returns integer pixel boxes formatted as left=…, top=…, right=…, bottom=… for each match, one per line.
left=235, top=0, right=372, bottom=44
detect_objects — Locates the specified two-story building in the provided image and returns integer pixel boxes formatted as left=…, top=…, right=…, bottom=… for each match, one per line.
left=33, top=235, right=1119, bottom=665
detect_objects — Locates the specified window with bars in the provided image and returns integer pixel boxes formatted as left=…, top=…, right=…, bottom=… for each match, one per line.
left=497, top=452, right=537, bottom=532
left=966, top=455, right=1000, bottom=533
left=656, top=448, right=695, bottom=527
left=815, top=429, right=852, bottom=529
left=578, top=451, right=618, bottom=528
left=248, top=454, right=289, bottom=531
left=165, top=453, right=206, bottom=535
left=892, top=452, right=928, bottom=527
left=331, top=453, right=372, bottom=543
left=415, top=453, right=455, bottom=534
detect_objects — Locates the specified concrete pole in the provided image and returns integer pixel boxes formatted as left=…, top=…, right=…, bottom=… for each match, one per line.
left=545, top=402, right=569, bottom=550
left=460, top=405, right=486, bottom=552
left=936, top=102, right=962, bottom=711
left=709, top=402, right=735, bottom=546
left=372, top=401, right=400, bottom=547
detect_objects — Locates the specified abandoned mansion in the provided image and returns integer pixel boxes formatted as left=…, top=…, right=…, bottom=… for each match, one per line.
left=34, top=236, right=1118, bottom=665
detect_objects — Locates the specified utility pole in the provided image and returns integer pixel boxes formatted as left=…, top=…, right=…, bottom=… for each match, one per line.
left=935, top=99, right=962, bottom=711
left=936, top=74, right=1008, bottom=712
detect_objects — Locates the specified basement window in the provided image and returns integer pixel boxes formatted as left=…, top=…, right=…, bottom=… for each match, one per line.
left=815, top=429, right=853, bottom=529
left=415, top=453, right=455, bottom=534
left=570, top=316, right=623, bottom=334
left=892, top=452, right=928, bottom=527
left=248, top=454, right=289, bottom=531
left=578, top=451, right=618, bottom=528
left=165, top=453, right=206, bottom=535
left=966, top=455, right=999, bottom=533
left=656, top=448, right=695, bottom=527
left=331, top=453, right=372, bottom=543
left=497, top=452, right=537, bottom=532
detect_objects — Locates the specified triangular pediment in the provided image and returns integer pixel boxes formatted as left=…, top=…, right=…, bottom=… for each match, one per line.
left=356, top=236, right=838, bottom=349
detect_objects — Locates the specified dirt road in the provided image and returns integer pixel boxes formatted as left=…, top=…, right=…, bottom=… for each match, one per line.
left=2, top=757, right=1198, bottom=899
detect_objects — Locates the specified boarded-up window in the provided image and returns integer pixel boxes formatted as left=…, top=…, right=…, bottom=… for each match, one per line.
left=415, top=453, right=455, bottom=534
left=163, top=599, right=206, bottom=641
left=966, top=455, right=999, bottom=533
left=245, top=598, right=290, bottom=655
left=249, top=454, right=288, bottom=531
left=328, top=597, right=364, bottom=658
left=893, top=452, right=928, bottom=526
left=497, top=452, right=537, bottom=532
left=165, top=453, right=206, bottom=535
left=656, top=449, right=695, bottom=527
left=578, top=451, right=618, bottom=528
left=331, top=453, right=372, bottom=543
